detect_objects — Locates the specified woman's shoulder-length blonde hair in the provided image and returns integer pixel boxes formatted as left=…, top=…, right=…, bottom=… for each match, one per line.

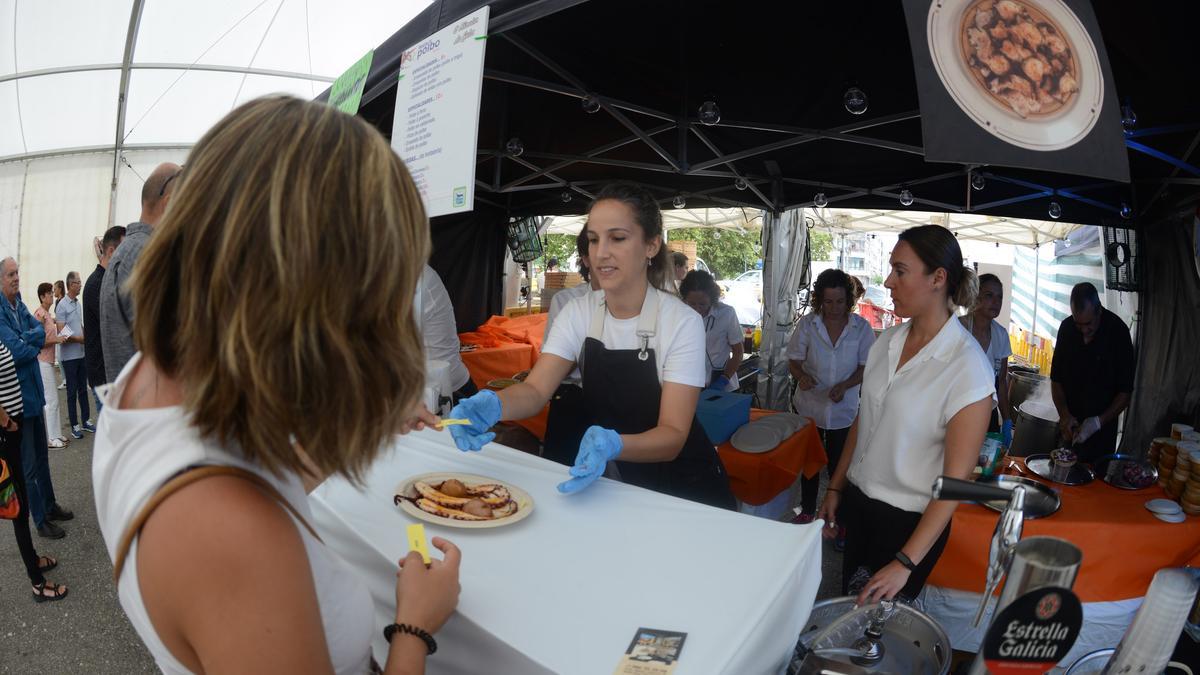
left=130, top=95, right=430, bottom=482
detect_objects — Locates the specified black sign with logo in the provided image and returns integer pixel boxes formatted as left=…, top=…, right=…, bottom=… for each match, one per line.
left=982, top=586, right=1082, bottom=673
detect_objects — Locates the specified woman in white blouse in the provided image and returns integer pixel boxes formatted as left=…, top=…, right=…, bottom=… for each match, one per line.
left=961, top=273, right=1014, bottom=446
left=92, top=97, right=459, bottom=674
left=787, top=269, right=874, bottom=527
left=818, top=225, right=994, bottom=605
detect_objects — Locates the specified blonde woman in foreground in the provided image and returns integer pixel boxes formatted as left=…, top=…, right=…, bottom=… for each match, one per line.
left=92, top=95, right=457, bottom=674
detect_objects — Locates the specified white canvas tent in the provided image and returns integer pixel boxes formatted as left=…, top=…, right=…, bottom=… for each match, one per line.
left=1, top=0, right=432, bottom=302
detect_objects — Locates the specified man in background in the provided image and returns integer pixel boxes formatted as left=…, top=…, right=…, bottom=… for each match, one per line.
left=0, top=257, right=73, bottom=539
left=101, top=162, right=179, bottom=381
left=56, top=271, right=90, bottom=438
left=1051, top=282, right=1136, bottom=461
left=84, top=225, right=125, bottom=410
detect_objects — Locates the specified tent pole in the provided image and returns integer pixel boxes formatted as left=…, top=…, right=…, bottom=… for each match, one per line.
left=109, top=0, right=147, bottom=228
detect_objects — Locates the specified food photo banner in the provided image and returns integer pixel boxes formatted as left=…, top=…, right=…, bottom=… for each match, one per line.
left=903, top=0, right=1129, bottom=182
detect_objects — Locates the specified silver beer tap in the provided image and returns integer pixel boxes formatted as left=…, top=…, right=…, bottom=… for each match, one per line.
left=975, top=485, right=1025, bottom=626
left=929, top=477, right=1028, bottom=626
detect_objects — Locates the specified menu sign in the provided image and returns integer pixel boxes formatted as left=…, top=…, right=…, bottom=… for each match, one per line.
left=390, top=6, right=490, bottom=218
left=982, top=586, right=1082, bottom=673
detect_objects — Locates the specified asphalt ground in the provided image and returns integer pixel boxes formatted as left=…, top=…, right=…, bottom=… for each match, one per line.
left=2, top=389, right=842, bottom=674
left=0, top=385, right=156, bottom=674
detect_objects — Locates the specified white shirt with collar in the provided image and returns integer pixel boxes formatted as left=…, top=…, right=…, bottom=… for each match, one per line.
left=847, top=314, right=995, bottom=513
left=543, top=283, right=593, bottom=384
left=701, top=302, right=742, bottom=390
left=787, top=312, right=875, bottom=429
left=415, top=266, right=470, bottom=391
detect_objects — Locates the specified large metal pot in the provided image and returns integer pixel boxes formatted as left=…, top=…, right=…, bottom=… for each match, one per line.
left=1008, top=370, right=1047, bottom=410
left=790, top=599, right=951, bottom=675
left=1011, top=400, right=1061, bottom=457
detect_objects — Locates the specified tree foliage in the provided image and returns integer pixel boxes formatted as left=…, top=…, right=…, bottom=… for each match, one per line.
left=539, top=233, right=581, bottom=271
left=809, top=230, right=834, bottom=262
left=668, top=227, right=761, bottom=280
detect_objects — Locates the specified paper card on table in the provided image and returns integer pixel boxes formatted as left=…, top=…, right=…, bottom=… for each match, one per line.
left=613, top=628, right=687, bottom=675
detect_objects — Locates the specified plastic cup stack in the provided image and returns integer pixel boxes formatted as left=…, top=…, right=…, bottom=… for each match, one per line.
left=1102, top=568, right=1199, bottom=674
left=1158, top=439, right=1179, bottom=490
left=1172, top=423, right=1194, bottom=441
left=1180, top=441, right=1200, bottom=515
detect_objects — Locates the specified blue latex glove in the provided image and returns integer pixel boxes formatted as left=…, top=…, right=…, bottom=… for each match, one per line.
left=557, top=426, right=623, bottom=494
left=1001, top=419, right=1014, bottom=448
left=707, top=375, right=731, bottom=391
left=447, top=390, right=501, bottom=452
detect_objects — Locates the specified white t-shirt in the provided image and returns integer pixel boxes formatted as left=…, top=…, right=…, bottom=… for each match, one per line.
left=92, top=355, right=373, bottom=675
left=542, top=287, right=707, bottom=388
left=959, top=315, right=1012, bottom=378
left=416, top=266, right=470, bottom=391
left=847, top=314, right=996, bottom=513
left=544, top=283, right=593, bottom=384
left=787, top=313, right=875, bottom=429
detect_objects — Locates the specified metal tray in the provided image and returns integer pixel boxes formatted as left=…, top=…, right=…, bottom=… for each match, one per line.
left=1093, top=454, right=1159, bottom=490
left=974, top=475, right=1062, bottom=519
left=1024, top=453, right=1095, bottom=486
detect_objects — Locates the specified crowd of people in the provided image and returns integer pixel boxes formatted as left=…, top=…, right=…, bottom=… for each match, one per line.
left=0, top=92, right=1139, bottom=672
left=2, top=158, right=181, bottom=602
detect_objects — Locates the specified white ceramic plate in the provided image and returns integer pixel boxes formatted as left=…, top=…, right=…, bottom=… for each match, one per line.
left=927, top=0, right=1103, bottom=150
left=754, top=415, right=800, bottom=439
left=1145, top=498, right=1183, bottom=516
left=730, top=424, right=783, bottom=454
left=394, top=472, right=534, bottom=529
left=1154, top=511, right=1187, bottom=524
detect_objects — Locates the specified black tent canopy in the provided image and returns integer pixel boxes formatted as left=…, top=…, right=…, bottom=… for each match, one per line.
left=326, top=0, right=1200, bottom=225
left=323, top=0, right=1200, bottom=448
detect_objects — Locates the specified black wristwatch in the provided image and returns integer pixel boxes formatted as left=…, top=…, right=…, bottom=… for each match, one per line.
left=894, top=551, right=918, bottom=572
left=383, top=623, right=437, bottom=655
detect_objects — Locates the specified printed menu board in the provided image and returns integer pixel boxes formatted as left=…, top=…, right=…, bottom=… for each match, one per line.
left=390, top=6, right=490, bottom=217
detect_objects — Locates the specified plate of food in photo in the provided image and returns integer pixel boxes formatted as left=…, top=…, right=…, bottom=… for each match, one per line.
left=927, top=0, right=1103, bottom=150
left=394, top=472, right=534, bottom=529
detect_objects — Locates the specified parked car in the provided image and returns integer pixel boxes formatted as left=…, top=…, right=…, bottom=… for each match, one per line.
left=717, top=269, right=763, bottom=326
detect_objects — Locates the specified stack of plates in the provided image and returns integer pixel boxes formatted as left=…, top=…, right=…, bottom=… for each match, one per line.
left=730, top=414, right=807, bottom=454
left=1145, top=498, right=1186, bottom=523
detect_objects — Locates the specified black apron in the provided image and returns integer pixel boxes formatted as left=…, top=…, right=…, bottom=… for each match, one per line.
left=542, top=382, right=589, bottom=466
left=580, top=288, right=735, bottom=510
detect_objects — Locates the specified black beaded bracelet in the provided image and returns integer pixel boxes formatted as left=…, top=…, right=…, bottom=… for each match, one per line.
left=894, top=551, right=918, bottom=572
left=383, top=623, right=437, bottom=655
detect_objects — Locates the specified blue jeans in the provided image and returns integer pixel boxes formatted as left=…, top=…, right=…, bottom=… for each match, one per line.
left=63, top=358, right=90, bottom=427
left=18, top=413, right=56, bottom=528
left=92, top=386, right=103, bottom=414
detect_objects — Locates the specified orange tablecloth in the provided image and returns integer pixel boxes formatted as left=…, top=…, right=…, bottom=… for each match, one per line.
left=928, top=458, right=1200, bottom=602
left=460, top=342, right=535, bottom=391
left=717, top=411, right=828, bottom=506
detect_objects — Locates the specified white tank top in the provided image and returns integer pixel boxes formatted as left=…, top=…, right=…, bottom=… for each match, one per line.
left=92, top=354, right=374, bottom=674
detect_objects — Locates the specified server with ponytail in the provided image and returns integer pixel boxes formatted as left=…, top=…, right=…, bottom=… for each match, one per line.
left=818, top=225, right=995, bottom=604
left=450, top=183, right=735, bottom=508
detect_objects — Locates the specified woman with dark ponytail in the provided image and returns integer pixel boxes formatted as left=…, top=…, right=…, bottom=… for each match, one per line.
left=817, top=225, right=994, bottom=604
left=450, top=183, right=735, bottom=508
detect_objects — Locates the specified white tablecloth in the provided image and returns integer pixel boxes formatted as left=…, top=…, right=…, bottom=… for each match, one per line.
left=919, top=585, right=1142, bottom=672
left=309, top=429, right=823, bottom=675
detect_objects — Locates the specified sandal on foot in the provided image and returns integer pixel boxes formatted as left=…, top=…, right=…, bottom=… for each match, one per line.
left=37, top=555, right=57, bottom=572
left=48, top=438, right=66, bottom=449
left=32, top=581, right=68, bottom=603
